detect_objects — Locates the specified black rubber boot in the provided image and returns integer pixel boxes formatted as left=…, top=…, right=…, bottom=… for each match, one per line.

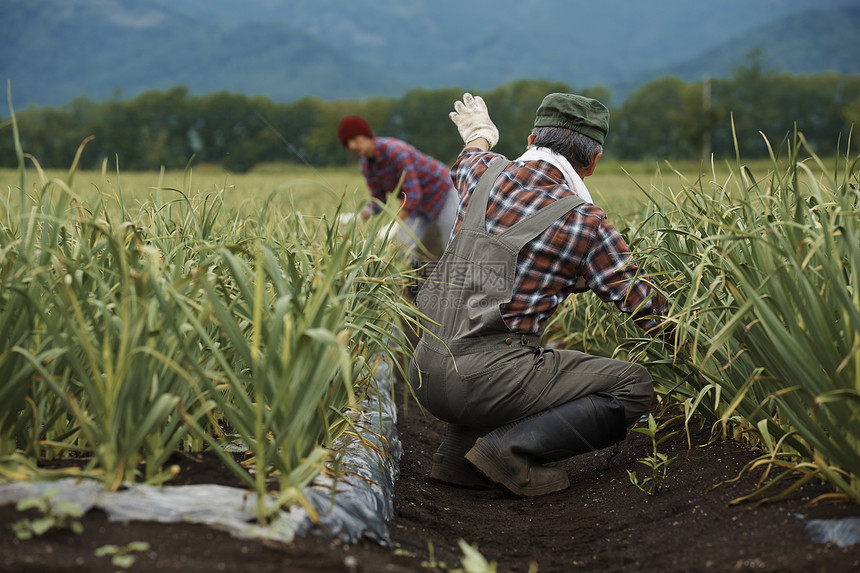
left=431, top=424, right=493, bottom=489
left=465, top=392, right=627, bottom=496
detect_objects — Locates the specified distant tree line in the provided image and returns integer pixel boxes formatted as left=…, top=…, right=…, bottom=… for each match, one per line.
left=3, top=54, right=859, bottom=172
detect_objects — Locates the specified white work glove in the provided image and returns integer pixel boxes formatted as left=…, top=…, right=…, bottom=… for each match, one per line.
left=377, top=219, right=404, bottom=242
left=449, top=93, right=499, bottom=149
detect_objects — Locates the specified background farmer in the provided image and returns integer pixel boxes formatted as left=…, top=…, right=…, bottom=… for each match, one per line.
left=337, top=115, right=460, bottom=257
left=409, top=92, right=672, bottom=496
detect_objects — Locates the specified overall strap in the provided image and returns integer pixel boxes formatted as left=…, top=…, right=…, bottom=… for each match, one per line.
left=461, top=158, right=509, bottom=232
left=497, top=193, right=585, bottom=250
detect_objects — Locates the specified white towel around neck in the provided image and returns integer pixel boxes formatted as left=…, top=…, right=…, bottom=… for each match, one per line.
left=515, top=146, right=593, bottom=204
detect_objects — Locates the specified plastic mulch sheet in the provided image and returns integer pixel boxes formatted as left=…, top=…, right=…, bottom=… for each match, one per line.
left=0, top=358, right=402, bottom=546
left=298, top=358, right=402, bottom=545
left=803, top=515, right=860, bottom=548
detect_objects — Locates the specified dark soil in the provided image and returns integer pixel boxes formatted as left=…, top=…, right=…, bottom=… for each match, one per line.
left=2, top=387, right=860, bottom=573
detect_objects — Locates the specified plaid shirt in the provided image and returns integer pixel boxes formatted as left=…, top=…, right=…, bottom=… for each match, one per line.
left=361, top=137, right=454, bottom=218
left=450, top=148, right=667, bottom=335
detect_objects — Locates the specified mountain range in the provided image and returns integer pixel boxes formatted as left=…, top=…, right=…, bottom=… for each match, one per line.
left=1, top=0, right=859, bottom=110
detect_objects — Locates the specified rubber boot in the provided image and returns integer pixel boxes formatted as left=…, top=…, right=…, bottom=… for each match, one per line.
left=430, top=424, right=493, bottom=489
left=465, top=392, right=627, bottom=496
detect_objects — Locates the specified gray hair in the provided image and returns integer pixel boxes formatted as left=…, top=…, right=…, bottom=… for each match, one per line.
left=531, top=126, right=603, bottom=170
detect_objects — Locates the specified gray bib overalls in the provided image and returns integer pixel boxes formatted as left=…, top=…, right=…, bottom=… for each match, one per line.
left=407, top=157, right=654, bottom=496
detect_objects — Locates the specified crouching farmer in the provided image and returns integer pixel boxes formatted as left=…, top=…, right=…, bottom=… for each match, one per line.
left=408, top=92, right=672, bottom=496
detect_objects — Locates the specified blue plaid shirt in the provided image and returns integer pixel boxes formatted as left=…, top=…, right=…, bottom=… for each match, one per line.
left=450, top=148, right=668, bottom=335
left=361, top=137, right=454, bottom=218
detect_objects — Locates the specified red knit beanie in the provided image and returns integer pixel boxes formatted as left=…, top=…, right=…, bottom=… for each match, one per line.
left=338, top=116, right=374, bottom=147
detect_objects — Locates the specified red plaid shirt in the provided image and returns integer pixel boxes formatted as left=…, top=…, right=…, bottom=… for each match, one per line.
left=361, top=137, right=454, bottom=218
left=450, top=148, right=668, bottom=335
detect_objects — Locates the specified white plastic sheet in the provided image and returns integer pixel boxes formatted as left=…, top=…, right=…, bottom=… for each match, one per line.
left=804, top=516, right=860, bottom=548
left=0, top=358, right=401, bottom=546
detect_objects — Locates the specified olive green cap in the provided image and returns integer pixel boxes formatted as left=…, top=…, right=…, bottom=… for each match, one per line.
left=533, top=93, right=609, bottom=145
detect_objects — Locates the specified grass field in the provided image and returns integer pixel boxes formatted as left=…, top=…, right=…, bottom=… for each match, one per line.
left=2, top=142, right=858, bottom=506
left=0, top=155, right=812, bottom=222
left=0, top=163, right=367, bottom=220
